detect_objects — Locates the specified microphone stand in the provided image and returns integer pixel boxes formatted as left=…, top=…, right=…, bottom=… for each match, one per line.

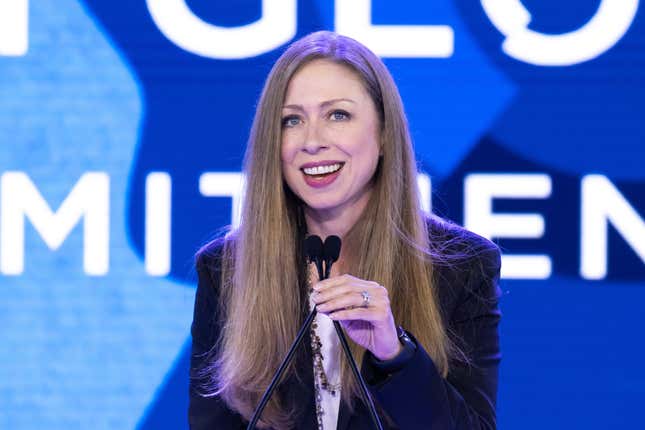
left=324, top=252, right=384, bottom=430
left=246, top=236, right=323, bottom=430
left=247, top=236, right=383, bottom=430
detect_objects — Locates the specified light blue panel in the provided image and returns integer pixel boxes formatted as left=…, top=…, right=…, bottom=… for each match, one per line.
left=0, top=1, right=194, bottom=428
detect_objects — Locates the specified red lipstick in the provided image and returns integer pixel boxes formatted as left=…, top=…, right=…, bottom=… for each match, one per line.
left=300, top=161, right=345, bottom=188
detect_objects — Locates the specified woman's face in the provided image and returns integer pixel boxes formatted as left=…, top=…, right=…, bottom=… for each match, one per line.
left=280, top=59, right=381, bottom=220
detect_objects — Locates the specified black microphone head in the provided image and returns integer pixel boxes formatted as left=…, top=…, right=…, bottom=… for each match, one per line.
left=304, top=235, right=323, bottom=263
left=323, top=235, right=342, bottom=263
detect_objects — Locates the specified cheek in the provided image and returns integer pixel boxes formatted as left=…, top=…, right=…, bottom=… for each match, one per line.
left=347, top=130, right=380, bottom=165
left=280, top=135, right=297, bottom=165
left=280, top=140, right=299, bottom=188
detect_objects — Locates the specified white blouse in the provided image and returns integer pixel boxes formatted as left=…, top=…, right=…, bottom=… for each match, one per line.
left=309, top=292, right=342, bottom=430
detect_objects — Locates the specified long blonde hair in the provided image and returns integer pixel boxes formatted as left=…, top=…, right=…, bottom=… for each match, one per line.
left=202, top=31, right=455, bottom=429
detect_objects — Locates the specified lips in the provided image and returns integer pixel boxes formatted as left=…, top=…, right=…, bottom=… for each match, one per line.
left=302, top=162, right=343, bottom=176
left=300, top=161, right=345, bottom=188
left=300, top=160, right=345, bottom=169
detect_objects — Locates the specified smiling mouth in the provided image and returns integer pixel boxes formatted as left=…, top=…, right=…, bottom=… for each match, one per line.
left=301, top=163, right=344, bottom=177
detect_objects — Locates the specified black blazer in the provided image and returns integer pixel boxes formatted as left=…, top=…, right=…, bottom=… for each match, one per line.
left=189, top=218, right=502, bottom=429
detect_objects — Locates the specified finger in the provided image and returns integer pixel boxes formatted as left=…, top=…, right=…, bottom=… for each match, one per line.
left=312, top=277, right=387, bottom=308
left=328, top=306, right=389, bottom=323
left=313, top=281, right=382, bottom=305
left=316, top=291, right=374, bottom=312
left=312, top=283, right=361, bottom=304
left=312, top=273, right=358, bottom=292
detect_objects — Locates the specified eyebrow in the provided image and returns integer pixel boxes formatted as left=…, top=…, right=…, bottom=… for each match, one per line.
left=282, top=98, right=356, bottom=111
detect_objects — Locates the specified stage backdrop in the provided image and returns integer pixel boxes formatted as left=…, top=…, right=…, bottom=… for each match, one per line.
left=1, top=1, right=644, bottom=428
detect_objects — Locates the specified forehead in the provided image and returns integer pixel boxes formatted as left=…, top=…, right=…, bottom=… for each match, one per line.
left=284, top=59, right=369, bottom=104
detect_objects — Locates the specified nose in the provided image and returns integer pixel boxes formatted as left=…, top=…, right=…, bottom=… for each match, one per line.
left=302, top=120, right=328, bottom=154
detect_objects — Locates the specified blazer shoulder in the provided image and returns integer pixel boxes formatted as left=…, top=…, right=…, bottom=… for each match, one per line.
left=425, top=215, right=502, bottom=323
left=195, top=230, right=237, bottom=272
left=426, top=214, right=501, bottom=279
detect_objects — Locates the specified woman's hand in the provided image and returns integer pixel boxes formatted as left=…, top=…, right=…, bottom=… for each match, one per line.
left=312, top=274, right=402, bottom=361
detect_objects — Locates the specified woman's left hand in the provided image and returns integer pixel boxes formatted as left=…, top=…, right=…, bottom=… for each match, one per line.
left=312, top=274, right=402, bottom=361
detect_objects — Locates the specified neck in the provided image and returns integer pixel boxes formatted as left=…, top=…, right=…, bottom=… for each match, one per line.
left=303, top=187, right=373, bottom=240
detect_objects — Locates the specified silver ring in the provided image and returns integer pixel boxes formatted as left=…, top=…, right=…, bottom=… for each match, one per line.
left=361, top=291, right=370, bottom=308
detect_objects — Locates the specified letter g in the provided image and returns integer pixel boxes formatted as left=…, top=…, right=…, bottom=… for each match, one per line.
left=146, top=0, right=296, bottom=59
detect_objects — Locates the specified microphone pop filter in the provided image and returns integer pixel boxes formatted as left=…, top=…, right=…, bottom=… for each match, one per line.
left=323, top=235, right=341, bottom=263
left=304, top=235, right=323, bottom=263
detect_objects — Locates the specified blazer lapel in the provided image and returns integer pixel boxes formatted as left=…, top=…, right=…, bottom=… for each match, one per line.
left=290, top=325, right=318, bottom=429
left=336, top=400, right=352, bottom=430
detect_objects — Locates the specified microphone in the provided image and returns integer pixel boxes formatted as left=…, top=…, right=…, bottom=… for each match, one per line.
left=248, top=234, right=383, bottom=430
left=305, top=235, right=324, bottom=280
left=322, top=235, right=341, bottom=279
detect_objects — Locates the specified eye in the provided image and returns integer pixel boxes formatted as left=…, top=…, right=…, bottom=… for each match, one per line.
left=281, top=115, right=301, bottom=128
left=329, top=110, right=351, bottom=121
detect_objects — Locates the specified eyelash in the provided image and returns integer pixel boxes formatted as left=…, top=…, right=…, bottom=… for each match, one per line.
left=329, top=109, right=351, bottom=121
left=281, top=115, right=300, bottom=128
left=280, top=110, right=351, bottom=128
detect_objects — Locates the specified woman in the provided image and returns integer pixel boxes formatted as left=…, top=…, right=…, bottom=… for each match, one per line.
left=190, top=31, right=501, bottom=430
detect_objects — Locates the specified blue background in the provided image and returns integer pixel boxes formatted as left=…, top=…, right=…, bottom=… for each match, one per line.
left=1, top=0, right=643, bottom=428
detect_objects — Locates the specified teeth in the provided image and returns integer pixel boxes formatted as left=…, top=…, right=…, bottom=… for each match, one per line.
left=303, top=163, right=342, bottom=175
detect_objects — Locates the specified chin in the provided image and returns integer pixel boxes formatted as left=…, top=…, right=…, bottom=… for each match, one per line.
left=300, top=195, right=343, bottom=212
left=302, top=199, right=336, bottom=211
